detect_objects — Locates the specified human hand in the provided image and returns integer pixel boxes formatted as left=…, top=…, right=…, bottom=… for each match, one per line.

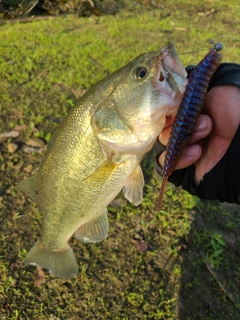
left=157, top=85, right=240, bottom=186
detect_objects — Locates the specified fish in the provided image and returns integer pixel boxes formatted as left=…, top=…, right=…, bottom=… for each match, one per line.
left=157, top=42, right=223, bottom=211
left=17, top=42, right=188, bottom=278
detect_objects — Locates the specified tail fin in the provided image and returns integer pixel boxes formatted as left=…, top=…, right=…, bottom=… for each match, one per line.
left=24, top=240, right=78, bottom=278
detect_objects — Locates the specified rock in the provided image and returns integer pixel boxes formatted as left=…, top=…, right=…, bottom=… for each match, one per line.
left=7, top=143, right=18, bottom=153
left=26, top=137, right=45, bottom=148
left=135, top=240, right=152, bottom=252
left=111, top=198, right=127, bottom=207
left=22, top=146, right=45, bottom=153
left=34, top=266, right=46, bottom=287
left=0, top=130, right=19, bottom=138
left=23, top=164, right=33, bottom=173
left=23, top=137, right=46, bottom=153
left=13, top=124, right=27, bottom=132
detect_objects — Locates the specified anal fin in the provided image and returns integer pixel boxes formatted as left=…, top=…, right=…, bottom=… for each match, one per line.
left=123, top=165, right=144, bottom=206
left=75, top=209, right=109, bottom=243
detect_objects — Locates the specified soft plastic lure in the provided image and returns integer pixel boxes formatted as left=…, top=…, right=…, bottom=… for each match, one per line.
left=158, top=42, right=223, bottom=211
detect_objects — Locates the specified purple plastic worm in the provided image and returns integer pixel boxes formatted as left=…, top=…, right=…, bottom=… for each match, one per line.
left=157, top=42, right=223, bottom=211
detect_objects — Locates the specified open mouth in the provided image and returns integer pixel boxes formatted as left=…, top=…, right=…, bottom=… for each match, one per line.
left=157, top=41, right=188, bottom=94
left=159, top=71, right=165, bottom=82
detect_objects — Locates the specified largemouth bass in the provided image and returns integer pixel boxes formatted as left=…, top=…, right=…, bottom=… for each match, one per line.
left=17, top=42, right=188, bottom=278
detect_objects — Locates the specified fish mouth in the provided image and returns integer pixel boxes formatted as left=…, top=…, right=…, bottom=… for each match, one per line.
left=157, top=41, right=188, bottom=94
left=149, top=42, right=188, bottom=120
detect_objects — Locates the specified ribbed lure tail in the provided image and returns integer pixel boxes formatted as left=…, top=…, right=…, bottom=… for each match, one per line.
left=157, top=42, right=223, bottom=211
left=157, top=175, right=168, bottom=211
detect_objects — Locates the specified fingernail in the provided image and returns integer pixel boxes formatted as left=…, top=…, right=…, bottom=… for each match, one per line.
left=195, top=116, right=207, bottom=131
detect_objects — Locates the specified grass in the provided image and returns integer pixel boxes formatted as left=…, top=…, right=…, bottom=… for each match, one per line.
left=0, top=5, right=239, bottom=136
left=0, top=1, right=240, bottom=319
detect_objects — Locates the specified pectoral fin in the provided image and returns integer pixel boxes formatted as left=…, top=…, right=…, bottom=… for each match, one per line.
left=123, top=165, right=144, bottom=206
left=75, top=209, right=109, bottom=243
left=16, top=170, right=38, bottom=201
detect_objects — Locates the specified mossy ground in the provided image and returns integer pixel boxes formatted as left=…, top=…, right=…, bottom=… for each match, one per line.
left=1, top=1, right=240, bottom=319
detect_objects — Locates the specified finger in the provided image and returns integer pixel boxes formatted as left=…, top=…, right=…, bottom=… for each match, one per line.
left=158, top=114, right=212, bottom=146
left=204, top=86, right=240, bottom=139
left=174, top=144, right=202, bottom=170
left=158, top=144, right=202, bottom=169
left=158, top=125, right=172, bottom=145
left=164, top=116, right=175, bottom=128
left=187, top=114, right=212, bottom=144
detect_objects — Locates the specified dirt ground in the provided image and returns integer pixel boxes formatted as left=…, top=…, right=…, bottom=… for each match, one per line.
left=1, top=2, right=240, bottom=319
left=1, top=136, right=240, bottom=319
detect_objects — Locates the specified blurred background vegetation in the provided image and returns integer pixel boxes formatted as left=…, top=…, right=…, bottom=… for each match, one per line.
left=0, top=0, right=158, bottom=20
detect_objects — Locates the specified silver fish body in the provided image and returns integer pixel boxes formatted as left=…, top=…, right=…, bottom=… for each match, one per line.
left=17, top=42, right=188, bottom=278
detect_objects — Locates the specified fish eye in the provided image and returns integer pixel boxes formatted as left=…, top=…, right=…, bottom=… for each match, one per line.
left=134, top=66, right=148, bottom=80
